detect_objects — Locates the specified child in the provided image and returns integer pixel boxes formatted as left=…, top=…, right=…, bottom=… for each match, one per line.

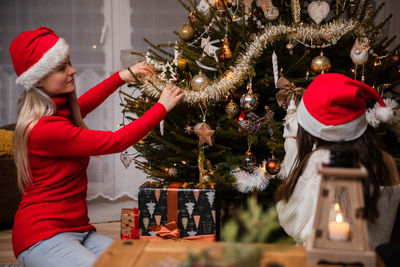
left=275, top=73, right=400, bottom=249
left=10, top=26, right=184, bottom=267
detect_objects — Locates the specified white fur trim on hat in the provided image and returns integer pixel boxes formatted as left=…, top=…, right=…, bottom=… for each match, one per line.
left=366, top=98, right=397, bottom=128
left=15, top=38, right=70, bottom=90
left=297, top=99, right=367, bottom=141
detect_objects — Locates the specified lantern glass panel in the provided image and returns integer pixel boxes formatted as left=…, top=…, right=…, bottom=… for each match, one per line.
left=327, top=187, right=351, bottom=242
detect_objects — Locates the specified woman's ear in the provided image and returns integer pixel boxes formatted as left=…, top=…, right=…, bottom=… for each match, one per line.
left=34, top=81, right=42, bottom=87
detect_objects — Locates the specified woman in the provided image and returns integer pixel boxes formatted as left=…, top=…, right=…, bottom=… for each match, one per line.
left=275, top=73, right=400, bottom=249
left=10, top=26, right=184, bottom=267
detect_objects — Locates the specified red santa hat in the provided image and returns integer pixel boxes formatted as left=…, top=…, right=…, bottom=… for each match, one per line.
left=297, top=73, right=394, bottom=141
left=9, top=26, right=70, bottom=90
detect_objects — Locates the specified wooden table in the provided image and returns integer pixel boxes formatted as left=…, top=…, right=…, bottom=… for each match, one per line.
left=93, top=240, right=386, bottom=267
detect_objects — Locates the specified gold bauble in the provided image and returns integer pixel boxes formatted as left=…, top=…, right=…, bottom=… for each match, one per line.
left=286, top=42, right=295, bottom=55
left=177, top=57, right=187, bottom=70
left=179, top=23, right=195, bottom=42
left=191, top=71, right=211, bottom=91
left=311, top=52, right=331, bottom=73
left=221, top=36, right=232, bottom=60
left=225, top=99, right=239, bottom=117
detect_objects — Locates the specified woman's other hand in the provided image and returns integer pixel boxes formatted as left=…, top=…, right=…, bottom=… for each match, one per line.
left=119, top=61, right=155, bottom=83
left=158, top=85, right=185, bottom=112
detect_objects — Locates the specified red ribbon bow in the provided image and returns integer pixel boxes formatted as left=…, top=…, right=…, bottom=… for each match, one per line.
left=142, top=221, right=215, bottom=241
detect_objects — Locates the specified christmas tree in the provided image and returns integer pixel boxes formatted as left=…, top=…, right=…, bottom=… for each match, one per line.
left=120, top=0, right=400, bottom=193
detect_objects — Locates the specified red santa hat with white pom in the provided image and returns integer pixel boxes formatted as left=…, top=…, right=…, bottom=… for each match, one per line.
left=297, top=73, right=396, bottom=141
left=9, top=26, right=70, bottom=90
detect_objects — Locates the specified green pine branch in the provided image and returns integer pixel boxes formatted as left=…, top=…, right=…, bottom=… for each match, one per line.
left=144, top=38, right=174, bottom=58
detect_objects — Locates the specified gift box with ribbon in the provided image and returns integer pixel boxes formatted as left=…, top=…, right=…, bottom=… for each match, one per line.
left=120, top=208, right=140, bottom=239
left=138, top=181, right=217, bottom=241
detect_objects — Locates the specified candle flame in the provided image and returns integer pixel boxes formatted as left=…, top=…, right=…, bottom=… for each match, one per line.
left=334, top=203, right=340, bottom=211
left=336, top=213, right=343, bottom=223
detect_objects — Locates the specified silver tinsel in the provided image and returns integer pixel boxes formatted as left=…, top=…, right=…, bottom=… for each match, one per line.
left=233, top=165, right=271, bottom=193
left=142, top=20, right=360, bottom=104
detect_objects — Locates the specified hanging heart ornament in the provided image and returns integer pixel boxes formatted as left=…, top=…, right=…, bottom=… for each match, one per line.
left=120, top=151, right=133, bottom=169
left=307, top=0, right=330, bottom=25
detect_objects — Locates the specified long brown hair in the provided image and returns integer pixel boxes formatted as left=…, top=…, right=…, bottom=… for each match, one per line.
left=275, top=125, right=391, bottom=222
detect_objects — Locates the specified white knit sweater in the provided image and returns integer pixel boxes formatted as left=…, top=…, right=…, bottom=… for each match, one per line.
left=276, top=149, right=400, bottom=248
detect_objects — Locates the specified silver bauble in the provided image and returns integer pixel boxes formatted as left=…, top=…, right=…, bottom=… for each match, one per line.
left=311, top=52, right=331, bottom=73
left=265, top=6, right=279, bottom=21
left=191, top=72, right=211, bottom=91
left=350, top=47, right=368, bottom=65
left=240, top=92, right=258, bottom=111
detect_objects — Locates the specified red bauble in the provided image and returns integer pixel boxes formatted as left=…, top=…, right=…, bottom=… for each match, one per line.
left=266, top=159, right=281, bottom=175
left=392, top=54, right=400, bottom=65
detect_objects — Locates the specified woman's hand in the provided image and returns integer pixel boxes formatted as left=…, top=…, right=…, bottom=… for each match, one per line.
left=119, top=61, right=155, bottom=83
left=158, top=85, right=185, bottom=112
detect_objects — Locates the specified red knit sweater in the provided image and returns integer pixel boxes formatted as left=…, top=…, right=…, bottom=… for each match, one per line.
left=12, top=72, right=167, bottom=257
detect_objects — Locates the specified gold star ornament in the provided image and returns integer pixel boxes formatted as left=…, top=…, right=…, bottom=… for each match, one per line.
left=194, top=123, right=215, bottom=146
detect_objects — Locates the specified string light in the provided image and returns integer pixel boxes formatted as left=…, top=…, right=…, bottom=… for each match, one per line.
left=374, top=60, right=382, bottom=66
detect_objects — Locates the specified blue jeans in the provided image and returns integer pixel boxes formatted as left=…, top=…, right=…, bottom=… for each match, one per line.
left=17, top=231, right=113, bottom=267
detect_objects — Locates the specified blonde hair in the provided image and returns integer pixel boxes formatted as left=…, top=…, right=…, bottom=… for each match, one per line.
left=13, top=87, right=87, bottom=192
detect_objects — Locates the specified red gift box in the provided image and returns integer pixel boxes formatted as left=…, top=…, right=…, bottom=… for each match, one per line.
left=120, top=208, right=139, bottom=239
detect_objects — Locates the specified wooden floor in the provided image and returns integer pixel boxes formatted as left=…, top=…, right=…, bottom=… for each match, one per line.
left=0, top=221, right=120, bottom=265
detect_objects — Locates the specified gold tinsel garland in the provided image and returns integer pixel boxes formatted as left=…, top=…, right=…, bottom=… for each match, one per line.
left=141, top=20, right=361, bottom=104
left=291, top=0, right=301, bottom=25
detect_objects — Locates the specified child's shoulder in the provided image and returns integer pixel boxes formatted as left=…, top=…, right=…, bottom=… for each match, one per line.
left=309, top=148, right=330, bottom=163
left=299, top=149, right=330, bottom=183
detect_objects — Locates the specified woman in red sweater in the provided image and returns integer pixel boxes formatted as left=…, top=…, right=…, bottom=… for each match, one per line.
left=9, top=26, right=184, bottom=267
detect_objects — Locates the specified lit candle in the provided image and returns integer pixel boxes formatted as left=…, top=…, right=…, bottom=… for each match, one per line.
left=328, top=212, right=350, bottom=241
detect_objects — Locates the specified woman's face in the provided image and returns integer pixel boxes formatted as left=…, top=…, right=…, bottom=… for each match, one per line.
left=38, top=57, right=77, bottom=96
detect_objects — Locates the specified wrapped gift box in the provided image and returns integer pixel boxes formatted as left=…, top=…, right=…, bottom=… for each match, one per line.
left=138, top=182, right=217, bottom=240
left=120, top=208, right=139, bottom=239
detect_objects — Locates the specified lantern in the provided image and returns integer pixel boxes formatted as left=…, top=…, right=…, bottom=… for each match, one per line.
left=306, top=149, right=376, bottom=267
